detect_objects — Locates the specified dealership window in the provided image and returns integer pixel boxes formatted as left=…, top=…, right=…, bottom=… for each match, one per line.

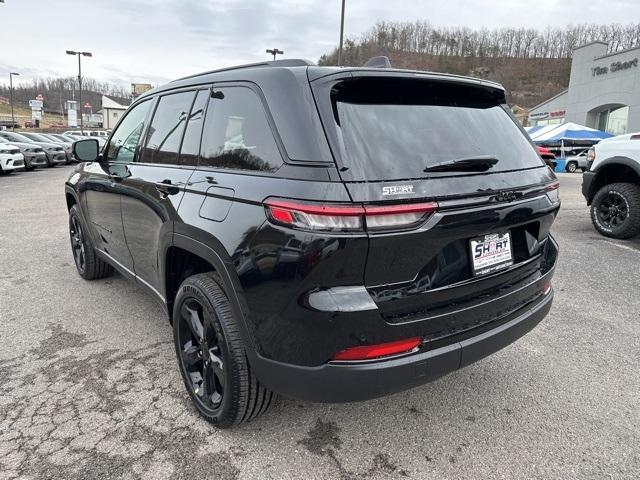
left=596, top=106, right=629, bottom=136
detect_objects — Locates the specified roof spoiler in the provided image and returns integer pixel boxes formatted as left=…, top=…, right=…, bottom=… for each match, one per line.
left=363, top=56, right=392, bottom=69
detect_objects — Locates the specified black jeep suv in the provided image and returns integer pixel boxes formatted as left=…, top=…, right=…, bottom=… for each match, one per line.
left=66, top=59, right=560, bottom=428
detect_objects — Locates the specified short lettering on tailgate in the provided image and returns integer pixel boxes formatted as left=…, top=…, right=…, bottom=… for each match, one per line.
left=382, top=185, right=414, bottom=196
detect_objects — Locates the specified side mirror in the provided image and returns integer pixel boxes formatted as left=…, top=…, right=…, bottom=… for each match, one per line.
left=72, top=138, right=100, bottom=162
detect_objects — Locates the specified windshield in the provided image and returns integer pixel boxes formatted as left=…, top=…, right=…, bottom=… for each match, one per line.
left=22, top=133, right=50, bottom=142
left=329, top=78, right=543, bottom=181
left=5, top=132, right=32, bottom=142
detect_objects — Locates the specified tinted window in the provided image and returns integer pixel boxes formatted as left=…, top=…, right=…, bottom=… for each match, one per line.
left=106, top=100, right=151, bottom=163
left=178, top=90, right=208, bottom=166
left=330, top=78, right=544, bottom=181
left=199, top=87, right=282, bottom=172
left=0, top=132, right=31, bottom=143
left=140, top=91, right=195, bottom=165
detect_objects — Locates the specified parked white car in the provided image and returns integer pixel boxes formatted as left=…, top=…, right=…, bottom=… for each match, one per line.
left=582, top=132, right=640, bottom=238
left=0, top=143, right=25, bottom=174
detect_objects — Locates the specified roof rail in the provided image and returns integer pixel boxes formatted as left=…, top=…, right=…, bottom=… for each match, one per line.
left=174, top=59, right=315, bottom=82
left=363, top=56, right=392, bottom=68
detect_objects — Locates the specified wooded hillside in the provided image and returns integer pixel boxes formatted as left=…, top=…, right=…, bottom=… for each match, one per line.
left=319, top=22, right=640, bottom=107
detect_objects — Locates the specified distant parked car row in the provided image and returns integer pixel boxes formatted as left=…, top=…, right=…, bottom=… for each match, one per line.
left=64, top=129, right=111, bottom=139
left=0, top=130, right=105, bottom=174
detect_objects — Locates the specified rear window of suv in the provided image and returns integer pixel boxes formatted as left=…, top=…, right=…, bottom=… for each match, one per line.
left=327, top=77, right=543, bottom=181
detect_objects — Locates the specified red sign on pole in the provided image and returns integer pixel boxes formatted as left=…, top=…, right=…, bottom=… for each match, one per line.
left=84, top=102, right=92, bottom=109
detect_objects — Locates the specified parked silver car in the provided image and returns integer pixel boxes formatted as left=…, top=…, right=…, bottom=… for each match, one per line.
left=0, top=131, right=67, bottom=167
left=564, top=150, right=589, bottom=173
left=20, top=132, right=74, bottom=164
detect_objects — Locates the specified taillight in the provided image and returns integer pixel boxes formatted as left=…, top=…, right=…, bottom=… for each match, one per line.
left=264, top=200, right=363, bottom=232
left=545, top=181, right=560, bottom=204
left=332, top=337, right=422, bottom=361
left=264, top=199, right=438, bottom=233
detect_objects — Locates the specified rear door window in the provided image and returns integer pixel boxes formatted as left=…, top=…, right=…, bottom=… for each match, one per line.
left=178, top=90, right=208, bottom=166
left=327, top=78, right=543, bottom=181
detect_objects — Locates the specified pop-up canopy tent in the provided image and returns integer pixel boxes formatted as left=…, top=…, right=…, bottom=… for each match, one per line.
left=527, top=122, right=613, bottom=158
left=524, top=125, right=545, bottom=136
left=529, top=122, right=613, bottom=144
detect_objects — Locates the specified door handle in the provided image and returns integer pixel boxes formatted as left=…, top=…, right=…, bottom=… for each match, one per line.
left=155, top=179, right=180, bottom=196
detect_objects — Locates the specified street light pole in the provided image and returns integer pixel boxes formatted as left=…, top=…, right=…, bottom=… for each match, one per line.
left=9, top=72, right=19, bottom=130
left=66, top=50, right=92, bottom=134
left=266, top=48, right=284, bottom=61
left=337, top=0, right=345, bottom=66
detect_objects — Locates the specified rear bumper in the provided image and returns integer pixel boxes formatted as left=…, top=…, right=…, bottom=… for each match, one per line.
left=582, top=171, right=596, bottom=204
left=249, top=289, right=553, bottom=403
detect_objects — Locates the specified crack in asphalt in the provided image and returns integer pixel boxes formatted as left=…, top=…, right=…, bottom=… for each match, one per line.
left=0, top=325, right=409, bottom=480
left=0, top=324, right=242, bottom=480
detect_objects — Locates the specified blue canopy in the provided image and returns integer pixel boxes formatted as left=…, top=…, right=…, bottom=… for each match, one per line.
left=530, top=122, right=613, bottom=143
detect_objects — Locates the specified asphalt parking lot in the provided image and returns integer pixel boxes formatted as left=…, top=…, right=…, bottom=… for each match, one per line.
left=1, top=167, right=639, bottom=480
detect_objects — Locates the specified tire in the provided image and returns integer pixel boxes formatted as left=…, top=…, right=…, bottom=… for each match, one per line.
left=173, top=272, right=274, bottom=428
left=68, top=205, right=113, bottom=279
left=590, top=183, right=640, bottom=239
left=566, top=161, right=578, bottom=173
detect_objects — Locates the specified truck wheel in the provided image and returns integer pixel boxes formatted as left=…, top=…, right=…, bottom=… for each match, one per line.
left=591, top=183, right=640, bottom=239
left=173, top=272, right=274, bottom=428
left=566, top=161, right=578, bottom=173
left=69, top=205, right=113, bottom=279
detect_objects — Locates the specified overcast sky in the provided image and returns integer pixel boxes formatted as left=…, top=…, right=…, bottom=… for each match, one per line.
left=1, top=0, right=639, bottom=88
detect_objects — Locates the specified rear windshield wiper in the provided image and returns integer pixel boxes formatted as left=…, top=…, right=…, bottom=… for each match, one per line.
left=424, top=155, right=499, bottom=172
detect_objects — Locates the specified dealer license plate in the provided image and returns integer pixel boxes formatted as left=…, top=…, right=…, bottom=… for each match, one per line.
left=470, top=232, right=513, bottom=276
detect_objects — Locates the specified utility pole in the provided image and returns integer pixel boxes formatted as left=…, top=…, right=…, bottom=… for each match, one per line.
left=266, top=48, right=284, bottom=61
left=9, top=72, right=19, bottom=130
left=66, top=50, right=92, bottom=133
left=337, top=0, right=345, bottom=66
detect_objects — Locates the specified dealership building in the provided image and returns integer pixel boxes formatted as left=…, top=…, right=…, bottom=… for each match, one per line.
left=528, top=41, right=640, bottom=135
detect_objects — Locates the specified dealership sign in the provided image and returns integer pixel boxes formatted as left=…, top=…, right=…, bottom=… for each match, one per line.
left=530, top=110, right=566, bottom=120
left=592, top=58, right=638, bottom=77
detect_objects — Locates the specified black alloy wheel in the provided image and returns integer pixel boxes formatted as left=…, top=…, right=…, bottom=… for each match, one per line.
left=172, top=272, right=274, bottom=428
left=68, top=205, right=113, bottom=279
left=591, top=183, right=640, bottom=239
left=597, top=191, right=628, bottom=229
left=69, top=214, right=86, bottom=274
left=176, top=298, right=226, bottom=410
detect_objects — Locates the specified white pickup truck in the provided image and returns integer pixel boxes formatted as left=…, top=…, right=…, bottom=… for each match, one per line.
left=582, top=132, right=640, bottom=238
